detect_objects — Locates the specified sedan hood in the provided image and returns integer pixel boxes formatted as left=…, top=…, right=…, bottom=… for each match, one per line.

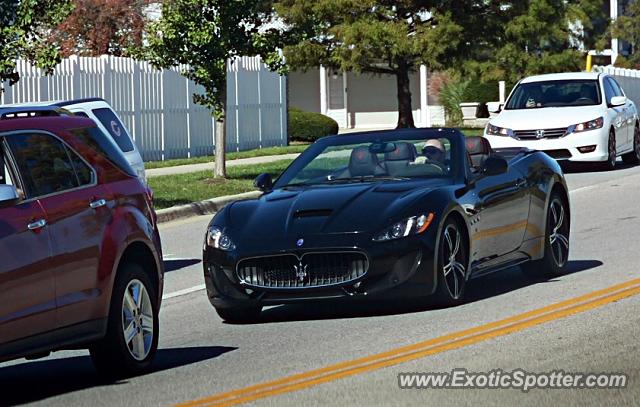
left=226, top=180, right=450, bottom=238
left=492, top=105, right=604, bottom=130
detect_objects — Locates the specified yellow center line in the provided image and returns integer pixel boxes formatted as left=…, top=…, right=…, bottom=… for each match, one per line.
left=176, top=277, right=640, bottom=407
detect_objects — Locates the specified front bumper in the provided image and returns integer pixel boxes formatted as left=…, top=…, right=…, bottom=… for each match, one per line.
left=484, top=129, right=608, bottom=162
left=203, top=235, right=437, bottom=309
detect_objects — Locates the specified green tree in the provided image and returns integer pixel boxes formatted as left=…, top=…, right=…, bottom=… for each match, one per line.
left=273, top=1, right=464, bottom=128
left=0, top=0, right=74, bottom=89
left=144, top=0, right=280, bottom=178
left=611, top=0, right=640, bottom=68
left=471, top=0, right=606, bottom=85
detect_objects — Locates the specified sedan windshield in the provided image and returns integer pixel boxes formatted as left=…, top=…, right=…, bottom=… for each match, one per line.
left=275, top=131, right=463, bottom=188
left=505, top=79, right=601, bottom=109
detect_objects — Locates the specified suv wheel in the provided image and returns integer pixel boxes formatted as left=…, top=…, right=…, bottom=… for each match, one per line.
left=90, top=263, right=159, bottom=378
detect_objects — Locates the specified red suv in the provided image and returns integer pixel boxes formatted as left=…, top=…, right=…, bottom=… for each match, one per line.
left=0, top=108, right=163, bottom=377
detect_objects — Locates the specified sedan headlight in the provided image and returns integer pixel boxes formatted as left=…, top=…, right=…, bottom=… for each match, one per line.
left=486, top=123, right=513, bottom=137
left=206, top=226, right=236, bottom=251
left=373, top=213, right=435, bottom=242
left=568, top=117, right=604, bottom=134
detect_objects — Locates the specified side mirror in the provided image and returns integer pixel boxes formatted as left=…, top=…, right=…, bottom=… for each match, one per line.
left=482, top=156, right=508, bottom=176
left=253, top=173, right=273, bottom=192
left=487, top=102, right=503, bottom=113
left=610, top=96, right=627, bottom=107
left=0, top=184, right=20, bottom=207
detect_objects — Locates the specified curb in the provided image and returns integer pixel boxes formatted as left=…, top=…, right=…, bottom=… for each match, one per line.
left=156, top=191, right=261, bottom=224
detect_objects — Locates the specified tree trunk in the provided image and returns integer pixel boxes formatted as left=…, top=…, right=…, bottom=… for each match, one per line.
left=395, top=62, right=415, bottom=129
left=214, top=81, right=227, bottom=178
left=214, top=117, right=226, bottom=178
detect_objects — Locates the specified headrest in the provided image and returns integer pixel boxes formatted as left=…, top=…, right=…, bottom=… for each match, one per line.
left=385, top=142, right=417, bottom=161
left=349, top=146, right=380, bottom=176
left=465, top=136, right=491, bottom=156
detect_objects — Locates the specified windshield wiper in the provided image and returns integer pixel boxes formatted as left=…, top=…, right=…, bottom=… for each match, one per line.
left=324, top=175, right=409, bottom=184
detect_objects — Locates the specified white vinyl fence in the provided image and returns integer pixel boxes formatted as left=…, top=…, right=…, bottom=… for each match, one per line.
left=0, top=55, right=287, bottom=161
left=593, top=65, right=640, bottom=107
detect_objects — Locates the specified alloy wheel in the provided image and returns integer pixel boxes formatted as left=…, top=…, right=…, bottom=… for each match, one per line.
left=121, top=279, right=154, bottom=361
left=442, top=224, right=466, bottom=300
left=608, top=132, right=616, bottom=168
left=548, top=199, right=569, bottom=268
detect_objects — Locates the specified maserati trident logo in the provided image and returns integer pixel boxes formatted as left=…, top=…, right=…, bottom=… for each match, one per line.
left=294, top=260, right=308, bottom=282
left=535, top=129, right=545, bottom=139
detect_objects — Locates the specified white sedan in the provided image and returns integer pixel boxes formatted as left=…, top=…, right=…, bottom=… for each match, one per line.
left=484, top=72, right=640, bottom=170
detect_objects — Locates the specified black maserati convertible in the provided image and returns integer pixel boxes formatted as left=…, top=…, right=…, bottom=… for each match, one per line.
left=203, top=128, right=571, bottom=322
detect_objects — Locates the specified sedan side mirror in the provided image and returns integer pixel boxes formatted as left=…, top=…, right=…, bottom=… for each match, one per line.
left=610, top=96, right=627, bottom=107
left=0, top=184, right=20, bottom=207
left=482, top=156, right=508, bottom=176
left=254, top=173, right=273, bottom=192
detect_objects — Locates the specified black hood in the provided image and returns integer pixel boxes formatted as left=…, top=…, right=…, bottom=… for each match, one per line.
left=224, top=179, right=451, bottom=238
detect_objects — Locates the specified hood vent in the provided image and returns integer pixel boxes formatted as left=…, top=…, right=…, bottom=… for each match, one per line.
left=293, top=209, right=333, bottom=218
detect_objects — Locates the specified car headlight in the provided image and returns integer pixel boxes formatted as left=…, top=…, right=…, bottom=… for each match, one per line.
left=206, top=226, right=236, bottom=251
left=568, top=117, right=604, bottom=134
left=486, top=123, right=513, bottom=137
left=373, top=213, right=435, bottom=242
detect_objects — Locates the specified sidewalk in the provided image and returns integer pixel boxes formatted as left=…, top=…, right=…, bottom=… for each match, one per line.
left=146, top=153, right=301, bottom=177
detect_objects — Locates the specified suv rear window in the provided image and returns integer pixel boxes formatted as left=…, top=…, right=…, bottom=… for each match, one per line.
left=91, top=108, right=135, bottom=153
left=72, top=127, right=137, bottom=177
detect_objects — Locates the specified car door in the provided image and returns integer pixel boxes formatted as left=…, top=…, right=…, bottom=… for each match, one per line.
left=0, top=136, right=56, bottom=346
left=608, top=77, right=633, bottom=148
left=471, top=160, right=531, bottom=259
left=5, top=132, right=113, bottom=329
left=603, top=77, right=628, bottom=151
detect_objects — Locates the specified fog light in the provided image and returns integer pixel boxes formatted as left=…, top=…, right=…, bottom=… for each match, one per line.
left=577, top=145, right=597, bottom=153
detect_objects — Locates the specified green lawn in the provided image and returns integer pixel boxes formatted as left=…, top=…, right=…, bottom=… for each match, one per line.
left=145, top=144, right=310, bottom=169
left=149, top=159, right=293, bottom=209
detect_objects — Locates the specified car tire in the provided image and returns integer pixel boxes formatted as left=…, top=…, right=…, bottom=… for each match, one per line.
left=215, top=306, right=262, bottom=323
left=90, top=263, right=159, bottom=379
left=433, top=218, right=468, bottom=307
left=521, top=192, right=570, bottom=279
left=599, top=130, right=617, bottom=171
left=622, top=124, right=640, bottom=165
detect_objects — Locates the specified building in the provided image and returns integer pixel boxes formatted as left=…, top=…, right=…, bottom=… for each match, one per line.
left=288, top=66, right=446, bottom=131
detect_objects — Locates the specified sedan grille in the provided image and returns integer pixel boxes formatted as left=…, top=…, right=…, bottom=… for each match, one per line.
left=237, top=252, right=369, bottom=289
left=513, top=128, right=567, bottom=140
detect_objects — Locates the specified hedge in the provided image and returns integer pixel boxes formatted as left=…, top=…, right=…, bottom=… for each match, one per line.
left=288, top=107, right=339, bottom=142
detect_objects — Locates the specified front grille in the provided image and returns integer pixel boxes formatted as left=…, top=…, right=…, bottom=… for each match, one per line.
left=513, top=127, right=567, bottom=140
left=237, top=252, right=369, bottom=289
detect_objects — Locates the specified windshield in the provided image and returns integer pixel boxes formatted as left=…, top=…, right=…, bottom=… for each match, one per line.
left=505, top=79, right=602, bottom=109
left=274, top=131, right=463, bottom=188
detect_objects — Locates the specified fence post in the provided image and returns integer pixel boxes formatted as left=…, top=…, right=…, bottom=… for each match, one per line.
left=131, top=61, right=142, bottom=148
left=70, top=55, right=80, bottom=99
left=101, top=55, right=112, bottom=104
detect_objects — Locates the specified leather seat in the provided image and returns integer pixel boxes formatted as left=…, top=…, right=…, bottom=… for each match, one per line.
left=348, top=146, right=386, bottom=177
left=465, top=136, right=492, bottom=169
left=384, top=142, right=417, bottom=176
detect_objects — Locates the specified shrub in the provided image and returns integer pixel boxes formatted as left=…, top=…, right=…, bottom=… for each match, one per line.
left=439, top=80, right=468, bottom=126
left=288, top=107, right=339, bottom=142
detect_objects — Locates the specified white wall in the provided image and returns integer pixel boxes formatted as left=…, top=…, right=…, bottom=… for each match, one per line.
left=1, top=55, right=287, bottom=161
left=288, top=67, right=445, bottom=129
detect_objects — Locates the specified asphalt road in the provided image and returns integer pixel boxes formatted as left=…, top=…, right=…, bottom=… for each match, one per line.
left=2, top=162, right=640, bottom=407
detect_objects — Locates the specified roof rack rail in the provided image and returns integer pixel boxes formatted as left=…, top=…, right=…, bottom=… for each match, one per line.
left=0, top=106, right=74, bottom=119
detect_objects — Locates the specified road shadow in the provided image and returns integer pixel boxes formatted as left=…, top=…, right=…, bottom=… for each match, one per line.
left=0, top=346, right=236, bottom=406
left=232, top=259, right=603, bottom=325
left=560, top=160, right=636, bottom=174
left=164, top=258, right=201, bottom=273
